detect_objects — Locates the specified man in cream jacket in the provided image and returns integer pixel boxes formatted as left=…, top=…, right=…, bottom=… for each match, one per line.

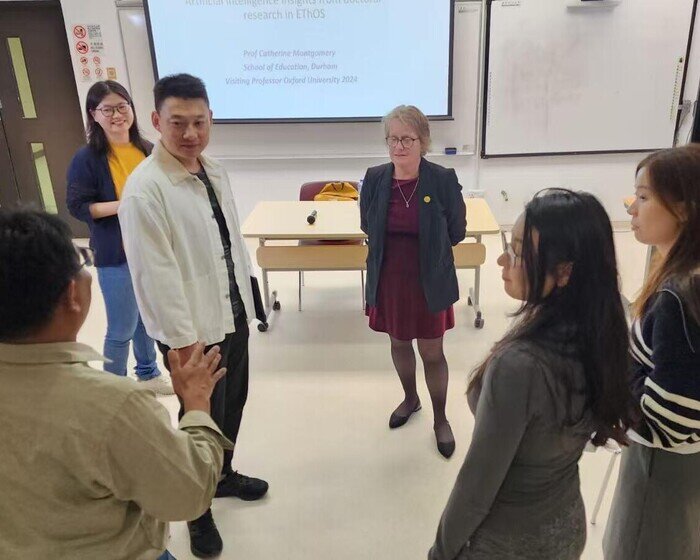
left=119, top=74, right=268, bottom=559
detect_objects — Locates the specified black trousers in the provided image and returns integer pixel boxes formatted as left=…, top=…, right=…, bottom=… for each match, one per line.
left=157, top=313, right=249, bottom=475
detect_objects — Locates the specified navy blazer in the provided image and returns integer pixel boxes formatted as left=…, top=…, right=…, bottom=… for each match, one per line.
left=360, top=158, right=467, bottom=313
left=66, top=143, right=151, bottom=267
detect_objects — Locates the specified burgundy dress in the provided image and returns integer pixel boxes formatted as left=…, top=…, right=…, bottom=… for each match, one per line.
left=366, top=178, right=455, bottom=341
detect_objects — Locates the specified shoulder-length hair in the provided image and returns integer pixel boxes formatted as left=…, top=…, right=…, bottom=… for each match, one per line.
left=84, top=80, right=149, bottom=157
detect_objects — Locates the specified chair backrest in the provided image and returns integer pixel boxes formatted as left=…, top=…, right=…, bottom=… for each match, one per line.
left=299, top=181, right=359, bottom=201
left=453, top=243, right=486, bottom=268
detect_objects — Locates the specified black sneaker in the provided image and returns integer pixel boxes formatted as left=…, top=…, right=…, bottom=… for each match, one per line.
left=215, top=471, right=269, bottom=501
left=187, top=509, right=223, bottom=558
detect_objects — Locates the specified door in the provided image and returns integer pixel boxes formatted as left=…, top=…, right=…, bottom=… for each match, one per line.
left=0, top=116, right=20, bottom=210
left=0, top=0, right=87, bottom=236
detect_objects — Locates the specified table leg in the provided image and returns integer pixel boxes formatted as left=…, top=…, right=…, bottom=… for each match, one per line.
left=260, top=238, right=270, bottom=310
left=473, top=235, right=482, bottom=307
left=256, top=238, right=279, bottom=333
left=468, top=235, right=484, bottom=329
left=361, top=270, right=365, bottom=310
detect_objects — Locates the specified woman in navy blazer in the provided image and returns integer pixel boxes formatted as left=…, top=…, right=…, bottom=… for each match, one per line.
left=360, top=105, right=466, bottom=457
left=67, top=81, right=171, bottom=394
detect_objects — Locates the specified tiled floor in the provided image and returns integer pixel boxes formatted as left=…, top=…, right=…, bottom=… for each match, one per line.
left=77, top=229, right=648, bottom=560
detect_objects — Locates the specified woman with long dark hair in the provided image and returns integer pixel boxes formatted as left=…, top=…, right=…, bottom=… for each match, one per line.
left=604, top=145, right=700, bottom=560
left=429, top=189, right=634, bottom=560
left=67, top=81, right=172, bottom=394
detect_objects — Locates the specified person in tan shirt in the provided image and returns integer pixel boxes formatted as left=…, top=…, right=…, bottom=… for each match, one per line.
left=0, top=208, right=232, bottom=560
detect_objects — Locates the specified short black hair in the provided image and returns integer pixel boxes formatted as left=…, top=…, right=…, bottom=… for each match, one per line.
left=153, top=73, right=209, bottom=112
left=0, top=209, right=81, bottom=341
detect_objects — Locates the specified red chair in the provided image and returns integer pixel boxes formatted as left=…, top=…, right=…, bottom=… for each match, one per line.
left=297, top=181, right=364, bottom=310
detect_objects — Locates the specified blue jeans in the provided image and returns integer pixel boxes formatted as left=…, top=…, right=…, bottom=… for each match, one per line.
left=157, top=551, right=176, bottom=560
left=96, top=263, right=160, bottom=380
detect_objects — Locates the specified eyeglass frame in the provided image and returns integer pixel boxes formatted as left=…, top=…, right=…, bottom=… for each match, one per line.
left=93, top=103, right=132, bottom=117
left=505, top=242, right=522, bottom=268
left=385, top=136, right=419, bottom=149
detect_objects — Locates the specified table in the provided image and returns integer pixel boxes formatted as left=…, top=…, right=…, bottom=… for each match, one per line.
left=242, top=198, right=500, bottom=330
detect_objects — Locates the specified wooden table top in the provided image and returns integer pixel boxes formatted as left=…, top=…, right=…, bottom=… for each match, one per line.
left=242, top=198, right=500, bottom=240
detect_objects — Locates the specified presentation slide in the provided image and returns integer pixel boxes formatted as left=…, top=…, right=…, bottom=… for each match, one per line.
left=144, top=0, right=453, bottom=121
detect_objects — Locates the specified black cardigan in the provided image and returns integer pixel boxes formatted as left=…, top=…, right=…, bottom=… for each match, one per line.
left=360, top=158, right=467, bottom=313
left=630, top=281, right=700, bottom=450
left=66, top=142, right=152, bottom=267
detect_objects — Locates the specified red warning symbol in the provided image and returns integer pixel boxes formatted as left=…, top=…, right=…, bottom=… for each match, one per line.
left=79, top=56, right=88, bottom=65
left=95, top=67, right=103, bottom=77
left=81, top=67, right=90, bottom=77
left=75, top=41, right=89, bottom=55
left=93, top=56, right=101, bottom=65
left=73, top=25, right=87, bottom=39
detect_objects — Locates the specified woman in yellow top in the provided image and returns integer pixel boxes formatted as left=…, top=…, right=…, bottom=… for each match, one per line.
left=67, top=81, right=172, bottom=394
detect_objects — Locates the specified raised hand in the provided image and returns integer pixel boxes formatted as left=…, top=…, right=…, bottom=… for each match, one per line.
left=168, top=343, right=226, bottom=414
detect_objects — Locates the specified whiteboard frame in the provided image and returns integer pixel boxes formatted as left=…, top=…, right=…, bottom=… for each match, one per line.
left=141, top=0, right=457, bottom=124
left=480, top=0, right=699, bottom=158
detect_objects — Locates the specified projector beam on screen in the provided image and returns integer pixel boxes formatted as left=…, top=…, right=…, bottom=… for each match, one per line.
left=143, top=0, right=455, bottom=122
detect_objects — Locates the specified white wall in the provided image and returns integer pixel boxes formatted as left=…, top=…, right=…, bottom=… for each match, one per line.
left=56, top=0, right=700, bottom=225
left=58, top=0, right=131, bottom=119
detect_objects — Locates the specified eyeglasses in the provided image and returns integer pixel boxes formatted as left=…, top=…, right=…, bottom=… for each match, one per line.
left=94, top=103, right=131, bottom=117
left=74, top=245, right=95, bottom=268
left=505, top=242, right=522, bottom=267
left=386, top=136, right=419, bottom=149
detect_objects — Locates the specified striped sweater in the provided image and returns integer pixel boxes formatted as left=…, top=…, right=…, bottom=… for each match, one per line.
left=629, top=285, right=700, bottom=453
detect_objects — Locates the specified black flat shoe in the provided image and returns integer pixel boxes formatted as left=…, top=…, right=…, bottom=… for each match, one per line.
left=389, top=400, right=422, bottom=429
left=435, top=422, right=455, bottom=459
left=187, top=509, right=223, bottom=558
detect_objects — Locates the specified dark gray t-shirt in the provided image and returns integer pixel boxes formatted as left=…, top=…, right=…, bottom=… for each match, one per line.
left=194, top=169, right=245, bottom=319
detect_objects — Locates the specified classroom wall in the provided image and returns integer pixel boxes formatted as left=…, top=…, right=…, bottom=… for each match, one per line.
left=58, top=0, right=130, bottom=117
left=55, top=0, right=700, bottom=225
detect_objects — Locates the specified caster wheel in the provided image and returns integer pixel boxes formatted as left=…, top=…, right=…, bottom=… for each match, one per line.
left=257, top=322, right=268, bottom=332
left=467, top=297, right=473, bottom=306
left=474, top=317, right=484, bottom=329
left=272, top=301, right=281, bottom=311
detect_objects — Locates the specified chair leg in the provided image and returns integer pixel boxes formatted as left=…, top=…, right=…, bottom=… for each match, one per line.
left=301, top=270, right=305, bottom=286
left=298, top=270, right=302, bottom=312
left=591, top=451, right=620, bottom=525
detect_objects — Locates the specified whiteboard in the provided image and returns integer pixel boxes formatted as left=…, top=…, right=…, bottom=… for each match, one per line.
left=117, top=1, right=482, bottom=160
left=483, top=0, right=697, bottom=157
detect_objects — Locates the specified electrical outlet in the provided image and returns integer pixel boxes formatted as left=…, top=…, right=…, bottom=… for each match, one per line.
left=466, top=190, right=485, bottom=199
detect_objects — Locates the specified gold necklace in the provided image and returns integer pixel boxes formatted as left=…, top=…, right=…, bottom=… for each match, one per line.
left=395, top=177, right=420, bottom=208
